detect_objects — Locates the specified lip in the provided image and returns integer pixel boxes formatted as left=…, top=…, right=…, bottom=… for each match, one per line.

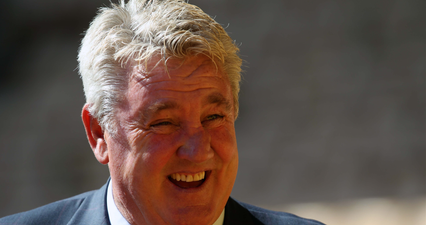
left=167, top=170, right=212, bottom=192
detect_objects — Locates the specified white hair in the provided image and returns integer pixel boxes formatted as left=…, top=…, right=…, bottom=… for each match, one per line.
left=78, top=0, right=242, bottom=134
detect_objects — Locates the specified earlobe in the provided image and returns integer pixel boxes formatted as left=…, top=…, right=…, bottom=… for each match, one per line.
left=82, top=104, right=109, bottom=165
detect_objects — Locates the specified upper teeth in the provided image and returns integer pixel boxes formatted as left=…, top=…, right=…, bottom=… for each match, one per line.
left=170, top=171, right=205, bottom=182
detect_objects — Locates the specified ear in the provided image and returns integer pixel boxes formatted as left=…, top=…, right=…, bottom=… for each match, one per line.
left=82, top=104, right=109, bottom=164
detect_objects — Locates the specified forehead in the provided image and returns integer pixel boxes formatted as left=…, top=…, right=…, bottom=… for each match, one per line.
left=126, top=55, right=230, bottom=92
left=123, top=55, right=233, bottom=112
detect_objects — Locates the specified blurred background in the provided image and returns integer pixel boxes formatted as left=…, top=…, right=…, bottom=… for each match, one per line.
left=0, top=0, right=424, bottom=224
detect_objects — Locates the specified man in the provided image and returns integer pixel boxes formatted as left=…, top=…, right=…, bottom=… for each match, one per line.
left=0, top=0, right=323, bottom=224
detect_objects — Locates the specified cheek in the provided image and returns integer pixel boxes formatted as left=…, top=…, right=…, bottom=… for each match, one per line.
left=134, top=133, right=182, bottom=171
left=106, top=132, right=138, bottom=180
left=210, top=126, right=238, bottom=162
left=107, top=129, right=177, bottom=179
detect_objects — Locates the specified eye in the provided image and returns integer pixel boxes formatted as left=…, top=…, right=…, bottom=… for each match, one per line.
left=206, top=114, right=223, bottom=121
left=151, top=121, right=172, bottom=127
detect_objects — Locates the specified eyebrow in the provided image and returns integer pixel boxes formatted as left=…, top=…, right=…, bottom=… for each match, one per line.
left=204, top=92, right=233, bottom=113
left=140, top=100, right=179, bottom=123
left=139, top=92, right=232, bottom=124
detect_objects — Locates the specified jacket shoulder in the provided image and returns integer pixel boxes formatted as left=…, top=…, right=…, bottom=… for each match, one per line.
left=0, top=190, right=97, bottom=225
left=237, top=200, right=325, bottom=225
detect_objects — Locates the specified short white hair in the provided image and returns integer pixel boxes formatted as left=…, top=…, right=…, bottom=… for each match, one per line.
left=78, top=0, right=242, bottom=134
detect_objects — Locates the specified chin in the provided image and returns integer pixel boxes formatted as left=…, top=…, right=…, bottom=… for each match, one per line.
left=164, top=205, right=218, bottom=225
left=168, top=216, right=215, bottom=225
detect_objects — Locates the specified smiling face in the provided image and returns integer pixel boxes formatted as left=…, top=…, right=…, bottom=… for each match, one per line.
left=103, top=55, right=238, bottom=224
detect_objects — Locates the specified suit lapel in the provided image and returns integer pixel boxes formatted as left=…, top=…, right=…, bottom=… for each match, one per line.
left=223, top=197, right=264, bottom=225
left=67, top=180, right=111, bottom=225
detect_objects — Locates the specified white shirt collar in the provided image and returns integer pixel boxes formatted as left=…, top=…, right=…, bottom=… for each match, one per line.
left=106, top=179, right=225, bottom=225
left=107, top=180, right=131, bottom=225
left=213, top=208, right=225, bottom=225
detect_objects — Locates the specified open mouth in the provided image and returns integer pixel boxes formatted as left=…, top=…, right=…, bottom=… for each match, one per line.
left=168, top=171, right=211, bottom=189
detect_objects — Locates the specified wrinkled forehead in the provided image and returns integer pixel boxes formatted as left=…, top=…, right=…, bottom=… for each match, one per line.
left=128, top=55, right=227, bottom=83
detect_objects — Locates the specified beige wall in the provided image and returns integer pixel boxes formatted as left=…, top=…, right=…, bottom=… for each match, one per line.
left=266, top=197, right=426, bottom=225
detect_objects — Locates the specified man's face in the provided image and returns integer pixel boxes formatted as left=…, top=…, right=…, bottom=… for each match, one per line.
left=106, top=55, right=238, bottom=224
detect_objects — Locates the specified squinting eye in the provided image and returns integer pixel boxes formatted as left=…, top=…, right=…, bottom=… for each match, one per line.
left=151, top=121, right=172, bottom=127
left=206, top=114, right=223, bottom=121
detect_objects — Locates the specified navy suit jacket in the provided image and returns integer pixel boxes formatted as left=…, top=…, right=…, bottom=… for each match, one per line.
left=0, top=181, right=324, bottom=225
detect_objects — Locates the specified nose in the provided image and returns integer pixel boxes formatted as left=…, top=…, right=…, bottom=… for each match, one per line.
left=176, top=126, right=214, bottom=163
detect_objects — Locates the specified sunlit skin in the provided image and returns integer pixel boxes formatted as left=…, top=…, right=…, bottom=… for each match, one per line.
left=82, top=55, right=239, bottom=225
